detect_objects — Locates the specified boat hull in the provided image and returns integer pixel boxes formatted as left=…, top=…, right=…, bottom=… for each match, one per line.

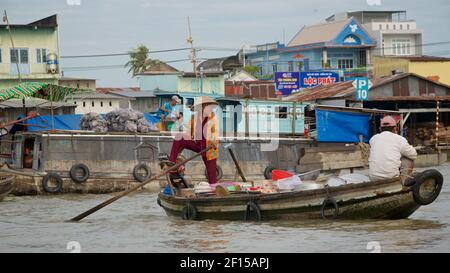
left=158, top=178, right=422, bottom=221
left=0, top=175, right=15, bottom=202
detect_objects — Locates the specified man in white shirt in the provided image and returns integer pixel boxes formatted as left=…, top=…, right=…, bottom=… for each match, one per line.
left=369, top=115, right=417, bottom=181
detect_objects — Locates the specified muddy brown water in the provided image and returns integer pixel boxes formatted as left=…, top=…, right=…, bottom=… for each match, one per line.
left=0, top=165, right=449, bottom=253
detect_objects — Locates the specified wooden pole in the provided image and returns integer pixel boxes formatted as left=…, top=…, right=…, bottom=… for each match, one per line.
left=3, top=10, right=26, bottom=116
left=436, top=100, right=440, bottom=151
left=226, top=146, right=248, bottom=184
left=69, top=146, right=212, bottom=222
left=50, top=86, right=55, bottom=131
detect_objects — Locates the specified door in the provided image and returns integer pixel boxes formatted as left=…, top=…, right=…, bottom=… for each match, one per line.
left=10, top=48, right=30, bottom=75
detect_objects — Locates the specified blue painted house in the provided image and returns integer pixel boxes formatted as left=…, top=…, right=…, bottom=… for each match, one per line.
left=245, top=17, right=376, bottom=82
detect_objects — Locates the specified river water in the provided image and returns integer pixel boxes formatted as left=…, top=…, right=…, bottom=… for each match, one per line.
left=1, top=165, right=449, bottom=253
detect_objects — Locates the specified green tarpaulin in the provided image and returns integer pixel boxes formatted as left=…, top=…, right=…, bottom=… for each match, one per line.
left=0, top=82, right=79, bottom=102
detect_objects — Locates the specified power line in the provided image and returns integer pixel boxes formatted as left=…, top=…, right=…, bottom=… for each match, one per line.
left=60, top=41, right=450, bottom=60
left=61, top=47, right=192, bottom=59
left=61, top=58, right=206, bottom=71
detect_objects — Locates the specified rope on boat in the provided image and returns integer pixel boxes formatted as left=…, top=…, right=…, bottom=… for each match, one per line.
left=244, top=200, right=261, bottom=221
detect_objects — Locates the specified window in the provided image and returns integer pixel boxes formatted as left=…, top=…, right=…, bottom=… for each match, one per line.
left=83, top=101, right=86, bottom=107
left=272, top=64, right=278, bottom=73
left=275, top=107, right=287, bottom=119
left=393, top=24, right=396, bottom=30
left=101, top=101, right=104, bottom=107
left=386, top=24, right=389, bottom=30
left=400, top=24, right=403, bottom=30
left=407, top=24, right=410, bottom=30
left=0, top=49, right=2, bottom=63
left=392, top=39, right=411, bottom=55
left=379, top=24, right=382, bottom=30
left=10, top=48, right=28, bottom=64
left=338, top=59, right=354, bottom=69
left=92, top=101, right=95, bottom=107
left=109, top=101, right=112, bottom=107
left=288, top=61, right=293, bottom=72
left=297, top=61, right=304, bottom=72
left=36, top=48, right=47, bottom=63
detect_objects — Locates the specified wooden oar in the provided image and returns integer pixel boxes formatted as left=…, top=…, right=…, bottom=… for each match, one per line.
left=69, top=146, right=212, bottom=222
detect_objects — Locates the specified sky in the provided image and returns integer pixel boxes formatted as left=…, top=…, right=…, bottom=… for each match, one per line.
left=2, top=0, right=450, bottom=87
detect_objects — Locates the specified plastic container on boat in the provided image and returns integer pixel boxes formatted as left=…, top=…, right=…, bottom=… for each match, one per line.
left=272, top=170, right=295, bottom=181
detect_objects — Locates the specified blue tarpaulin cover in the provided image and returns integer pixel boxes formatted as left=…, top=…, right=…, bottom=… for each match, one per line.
left=26, top=113, right=159, bottom=132
left=316, top=109, right=371, bottom=143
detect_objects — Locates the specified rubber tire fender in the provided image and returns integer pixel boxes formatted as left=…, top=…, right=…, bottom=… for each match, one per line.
left=204, top=165, right=223, bottom=181
left=321, top=197, right=339, bottom=220
left=69, top=163, right=90, bottom=183
left=244, top=201, right=262, bottom=221
left=263, top=166, right=276, bottom=180
left=42, top=173, right=63, bottom=193
left=133, top=163, right=152, bottom=182
left=181, top=203, right=198, bottom=220
left=412, top=169, right=443, bottom=206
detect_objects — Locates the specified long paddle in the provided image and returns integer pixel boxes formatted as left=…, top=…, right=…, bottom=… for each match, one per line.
left=69, top=146, right=212, bottom=222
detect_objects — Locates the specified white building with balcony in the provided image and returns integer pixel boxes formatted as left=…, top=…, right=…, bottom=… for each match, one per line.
left=326, top=11, right=423, bottom=56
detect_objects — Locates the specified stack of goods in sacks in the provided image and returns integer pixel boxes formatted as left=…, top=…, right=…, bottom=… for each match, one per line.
left=79, top=112, right=108, bottom=132
left=105, top=109, right=157, bottom=133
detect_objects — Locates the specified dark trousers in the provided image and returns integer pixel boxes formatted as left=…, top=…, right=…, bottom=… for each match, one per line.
left=169, top=138, right=217, bottom=184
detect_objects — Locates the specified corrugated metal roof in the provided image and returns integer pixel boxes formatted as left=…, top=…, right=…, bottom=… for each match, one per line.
left=0, top=98, right=75, bottom=109
left=68, top=92, right=125, bottom=100
left=96, top=87, right=140, bottom=93
left=109, top=90, right=156, bottom=98
left=393, top=55, right=450, bottom=62
left=288, top=19, right=351, bottom=47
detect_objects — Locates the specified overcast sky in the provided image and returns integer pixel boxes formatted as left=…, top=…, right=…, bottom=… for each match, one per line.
left=2, top=0, right=450, bottom=87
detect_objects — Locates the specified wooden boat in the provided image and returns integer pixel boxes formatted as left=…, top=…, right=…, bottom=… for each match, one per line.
left=0, top=175, right=15, bottom=201
left=158, top=169, right=444, bottom=221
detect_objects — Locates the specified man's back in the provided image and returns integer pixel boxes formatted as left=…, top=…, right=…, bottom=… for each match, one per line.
left=369, top=131, right=417, bottom=180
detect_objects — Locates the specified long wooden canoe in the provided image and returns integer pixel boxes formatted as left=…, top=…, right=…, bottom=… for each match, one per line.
left=0, top=175, right=15, bottom=202
left=158, top=169, right=443, bottom=221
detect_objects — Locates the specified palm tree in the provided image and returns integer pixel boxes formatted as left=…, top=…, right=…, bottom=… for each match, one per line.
left=125, top=45, right=160, bottom=77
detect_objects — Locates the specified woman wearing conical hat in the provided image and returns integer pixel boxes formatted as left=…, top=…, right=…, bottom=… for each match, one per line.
left=168, top=96, right=219, bottom=185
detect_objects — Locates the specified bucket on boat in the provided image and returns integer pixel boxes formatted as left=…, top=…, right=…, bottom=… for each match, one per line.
left=272, top=170, right=294, bottom=181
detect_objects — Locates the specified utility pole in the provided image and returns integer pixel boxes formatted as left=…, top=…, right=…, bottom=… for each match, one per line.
left=3, top=10, right=26, bottom=116
left=187, top=17, right=200, bottom=93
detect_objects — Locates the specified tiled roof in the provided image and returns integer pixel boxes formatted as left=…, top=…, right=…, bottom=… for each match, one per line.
left=288, top=19, right=351, bottom=47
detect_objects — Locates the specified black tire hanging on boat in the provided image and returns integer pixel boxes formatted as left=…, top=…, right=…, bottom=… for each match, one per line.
left=244, top=201, right=262, bottom=221
left=42, top=173, right=63, bottom=193
left=181, top=203, right=198, bottom=220
left=204, top=165, right=223, bottom=181
left=412, top=169, right=443, bottom=206
left=321, top=197, right=339, bottom=220
left=133, top=163, right=152, bottom=182
left=264, top=166, right=276, bottom=180
left=69, top=163, right=90, bottom=183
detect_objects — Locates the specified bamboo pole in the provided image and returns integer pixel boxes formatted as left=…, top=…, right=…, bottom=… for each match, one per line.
left=69, top=146, right=212, bottom=222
